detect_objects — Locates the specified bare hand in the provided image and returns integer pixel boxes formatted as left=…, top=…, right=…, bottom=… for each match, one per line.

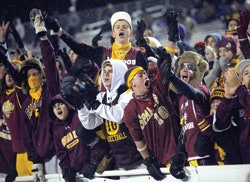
left=0, top=21, right=10, bottom=43
left=224, top=68, right=241, bottom=98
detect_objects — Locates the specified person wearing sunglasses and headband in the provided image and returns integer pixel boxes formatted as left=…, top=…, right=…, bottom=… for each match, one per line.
left=164, top=51, right=218, bottom=170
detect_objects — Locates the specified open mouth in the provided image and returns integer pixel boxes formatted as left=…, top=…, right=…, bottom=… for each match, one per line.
left=144, top=79, right=150, bottom=88
left=119, top=32, right=124, bottom=36
left=57, top=110, right=62, bottom=115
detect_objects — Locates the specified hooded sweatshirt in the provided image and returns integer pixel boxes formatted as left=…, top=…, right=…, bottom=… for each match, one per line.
left=50, top=94, right=89, bottom=171
left=79, top=60, right=143, bottom=168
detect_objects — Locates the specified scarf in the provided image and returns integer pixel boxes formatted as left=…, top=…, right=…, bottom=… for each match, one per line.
left=6, top=88, right=15, bottom=95
left=112, top=42, right=131, bottom=60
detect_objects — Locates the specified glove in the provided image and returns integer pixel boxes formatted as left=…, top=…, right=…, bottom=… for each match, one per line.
left=58, top=48, right=72, bottom=71
left=135, top=20, right=147, bottom=47
left=194, top=133, right=214, bottom=157
left=77, top=73, right=100, bottom=110
left=170, top=152, right=187, bottom=180
left=80, top=160, right=99, bottom=179
left=237, top=9, right=250, bottom=39
left=32, top=163, right=45, bottom=182
left=157, top=47, right=174, bottom=79
left=45, top=16, right=61, bottom=32
left=61, top=74, right=86, bottom=109
left=72, top=56, right=95, bottom=75
left=5, top=167, right=17, bottom=182
left=218, top=56, right=229, bottom=72
left=62, top=168, right=76, bottom=182
left=0, top=48, right=8, bottom=63
left=29, top=8, right=47, bottom=37
left=92, top=28, right=104, bottom=47
left=165, top=11, right=179, bottom=42
left=144, top=156, right=165, bottom=181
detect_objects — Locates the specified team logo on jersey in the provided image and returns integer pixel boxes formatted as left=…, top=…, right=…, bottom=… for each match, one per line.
left=25, top=99, right=42, bottom=119
left=105, top=120, right=127, bottom=142
left=2, top=100, right=15, bottom=118
left=61, top=130, right=79, bottom=149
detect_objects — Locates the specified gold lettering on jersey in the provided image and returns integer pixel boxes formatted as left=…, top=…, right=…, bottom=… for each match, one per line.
left=158, top=106, right=169, bottom=119
left=139, top=107, right=153, bottom=129
left=107, top=132, right=127, bottom=142
left=105, top=120, right=119, bottom=135
left=61, top=130, right=79, bottom=148
left=67, top=139, right=79, bottom=149
left=152, top=93, right=159, bottom=106
left=154, top=113, right=164, bottom=125
left=2, top=100, right=15, bottom=118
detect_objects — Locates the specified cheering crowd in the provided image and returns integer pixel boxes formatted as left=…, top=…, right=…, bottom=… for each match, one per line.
left=0, top=5, right=249, bottom=182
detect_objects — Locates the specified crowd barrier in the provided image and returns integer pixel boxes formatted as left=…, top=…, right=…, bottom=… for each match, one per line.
left=1, top=164, right=249, bottom=182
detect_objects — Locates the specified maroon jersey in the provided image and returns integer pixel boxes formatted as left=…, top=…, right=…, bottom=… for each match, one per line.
left=0, top=118, right=16, bottom=173
left=1, top=87, right=27, bottom=152
left=124, top=67, right=178, bottom=165
left=21, top=40, right=60, bottom=163
left=178, top=84, right=210, bottom=160
left=102, top=46, right=141, bottom=69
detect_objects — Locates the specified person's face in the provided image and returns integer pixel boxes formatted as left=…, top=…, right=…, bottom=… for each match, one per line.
left=179, top=63, right=196, bottom=83
left=131, top=70, right=150, bottom=96
left=103, top=64, right=113, bottom=90
left=5, top=74, right=14, bottom=88
left=206, top=37, right=217, bottom=50
left=112, top=20, right=132, bottom=44
left=228, top=19, right=238, bottom=31
left=69, top=50, right=78, bottom=64
left=241, top=65, right=250, bottom=89
left=219, top=47, right=233, bottom=60
left=27, top=68, right=42, bottom=90
left=148, top=61, right=156, bottom=69
left=27, top=68, right=41, bottom=78
left=210, top=98, right=221, bottom=113
left=53, top=102, right=69, bottom=121
left=205, top=49, right=215, bottom=61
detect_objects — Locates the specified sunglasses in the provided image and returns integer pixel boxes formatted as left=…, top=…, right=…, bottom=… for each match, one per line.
left=180, top=63, right=196, bottom=71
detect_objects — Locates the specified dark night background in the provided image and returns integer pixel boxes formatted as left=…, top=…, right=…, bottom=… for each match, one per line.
left=0, top=0, right=136, bottom=22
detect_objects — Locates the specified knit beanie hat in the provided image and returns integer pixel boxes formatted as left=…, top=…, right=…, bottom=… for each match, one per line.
left=194, top=41, right=206, bottom=57
left=219, top=36, right=237, bottom=55
left=210, top=87, right=224, bottom=101
left=111, top=11, right=132, bottom=30
left=236, top=59, right=250, bottom=75
left=204, top=33, right=222, bottom=48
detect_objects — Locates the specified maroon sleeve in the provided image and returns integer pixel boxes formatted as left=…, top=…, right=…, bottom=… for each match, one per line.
left=124, top=100, right=144, bottom=142
left=239, top=39, right=250, bottom=59
left=215, top=96, right=240, bottom=130
left=40, top=40, right=60, bottom=97
left=235, top=85, right=250, bottom=109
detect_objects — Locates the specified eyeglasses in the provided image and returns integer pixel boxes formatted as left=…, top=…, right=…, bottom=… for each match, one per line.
left=180, top=63, right=196, bottom=71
